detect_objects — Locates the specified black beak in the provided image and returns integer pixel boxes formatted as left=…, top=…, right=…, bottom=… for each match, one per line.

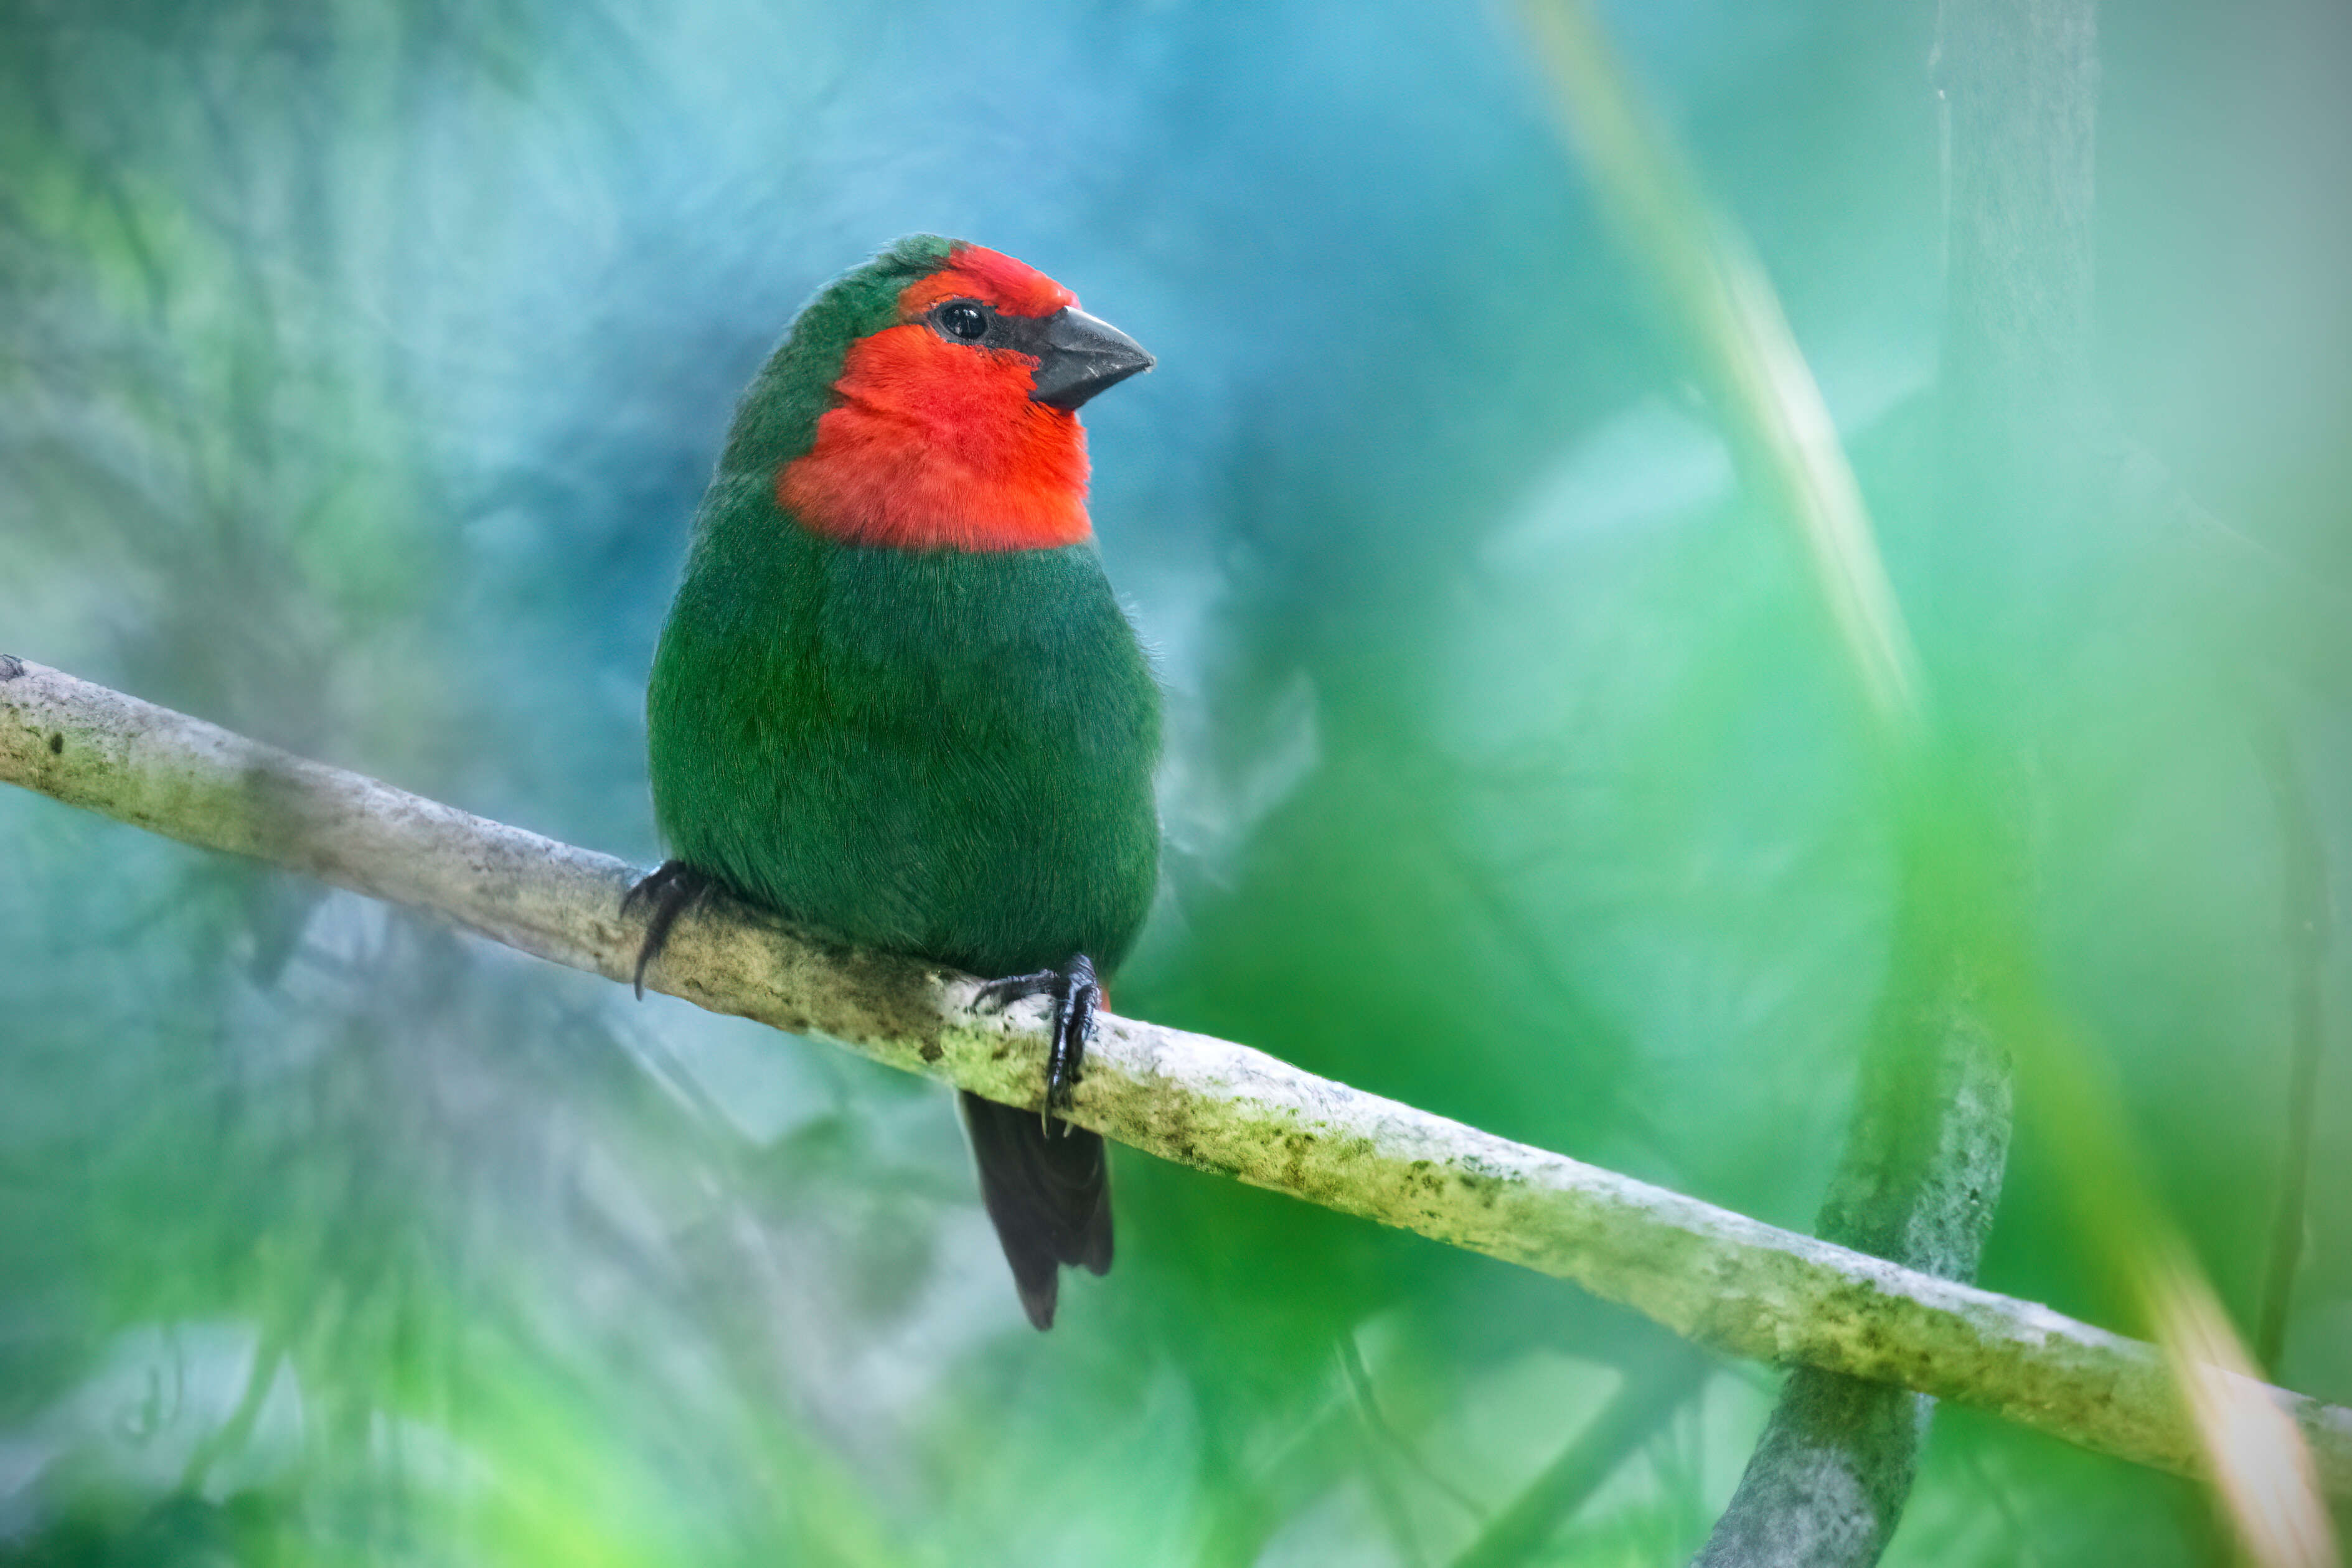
left=1027, top=307, right=1154, bottom=410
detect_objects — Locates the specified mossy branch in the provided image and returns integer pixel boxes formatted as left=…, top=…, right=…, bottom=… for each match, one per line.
left=4, top=653, right=2350, bottom=1496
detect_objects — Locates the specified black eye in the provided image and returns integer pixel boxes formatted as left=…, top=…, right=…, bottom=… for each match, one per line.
left=936, top=302, right=990, bottom=342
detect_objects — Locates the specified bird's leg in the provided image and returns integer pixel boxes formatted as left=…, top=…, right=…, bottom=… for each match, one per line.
left=621, top=860, right=715, bottom=1000
left=1044, top=956, right=1101, bottom=1129
left=974, top=953, right=1100, bottom=1135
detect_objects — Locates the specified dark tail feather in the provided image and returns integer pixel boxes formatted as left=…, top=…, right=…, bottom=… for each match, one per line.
left=959, top=1091, right=1113, bottom=1330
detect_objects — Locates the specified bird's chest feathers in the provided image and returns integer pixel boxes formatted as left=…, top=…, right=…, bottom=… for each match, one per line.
left=778, top=326, right=1093, bottom=553
left=810, top=547, right=1136, bottom=748
left=703, top=541, right=1157, bottom=969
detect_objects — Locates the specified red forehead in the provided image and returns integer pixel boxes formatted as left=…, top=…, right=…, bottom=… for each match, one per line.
left=898, top=244, right=1076, bottom=319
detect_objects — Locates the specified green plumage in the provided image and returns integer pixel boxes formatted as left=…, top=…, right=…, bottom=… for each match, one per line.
left=643, top=238, right=1162, bottom=1326
left=647, top=504, right=1160, bottom=975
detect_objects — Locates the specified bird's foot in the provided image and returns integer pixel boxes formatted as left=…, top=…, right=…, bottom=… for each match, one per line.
left=621, top=860, right=715, bottom=1000
left=974, top=953, right=1100, bottom=1137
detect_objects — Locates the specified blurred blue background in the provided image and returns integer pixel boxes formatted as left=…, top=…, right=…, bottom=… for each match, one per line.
left=2, top=0, right=2347, bottom=1561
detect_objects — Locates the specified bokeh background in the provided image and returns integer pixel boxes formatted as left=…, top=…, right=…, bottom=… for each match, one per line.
left=2, top=0, right=2348, bottom=1562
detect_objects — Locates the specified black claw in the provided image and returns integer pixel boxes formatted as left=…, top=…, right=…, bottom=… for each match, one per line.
left=976, top=954, right=1100, bottom=1137
left=623, top=860, right=712, bottom=1000
left=973, top=969, right=1061, bottom=1012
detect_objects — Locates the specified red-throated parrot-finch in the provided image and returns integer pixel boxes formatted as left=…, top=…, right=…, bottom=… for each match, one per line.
left=631, top=236, right=1159, bottom=1329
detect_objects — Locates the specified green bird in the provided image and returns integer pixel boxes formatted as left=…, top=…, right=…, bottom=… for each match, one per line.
left=631, top=235, right=1160, bottom=1329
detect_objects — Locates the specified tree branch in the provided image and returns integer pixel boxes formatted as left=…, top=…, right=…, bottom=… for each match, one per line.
left=1692, top=814, right=2016, bottom=1568
left=4, top=653, right=2350, bottom=1495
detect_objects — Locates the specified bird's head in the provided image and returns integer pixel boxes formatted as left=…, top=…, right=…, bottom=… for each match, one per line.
left=725, top=235, right=1154, bottom=553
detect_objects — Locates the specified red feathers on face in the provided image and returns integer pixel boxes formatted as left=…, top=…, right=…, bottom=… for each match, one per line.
left=779, top=245, right=1094, bottom=552
left=899, top=244, right=1076, bottom=319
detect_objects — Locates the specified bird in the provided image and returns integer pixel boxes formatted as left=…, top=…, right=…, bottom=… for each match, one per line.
left=629, top=235, right=1160, bottom=1329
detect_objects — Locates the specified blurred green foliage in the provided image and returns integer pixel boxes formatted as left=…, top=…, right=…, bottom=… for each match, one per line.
left=1, top=0, right=2347, bottom=1563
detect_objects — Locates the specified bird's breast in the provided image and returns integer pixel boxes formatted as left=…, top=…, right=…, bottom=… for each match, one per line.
left=649, top=533, right=1161, bottom=978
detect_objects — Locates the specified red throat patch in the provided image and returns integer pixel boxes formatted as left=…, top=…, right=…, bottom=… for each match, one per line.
left=778, top=246, right=1093, bottom=552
